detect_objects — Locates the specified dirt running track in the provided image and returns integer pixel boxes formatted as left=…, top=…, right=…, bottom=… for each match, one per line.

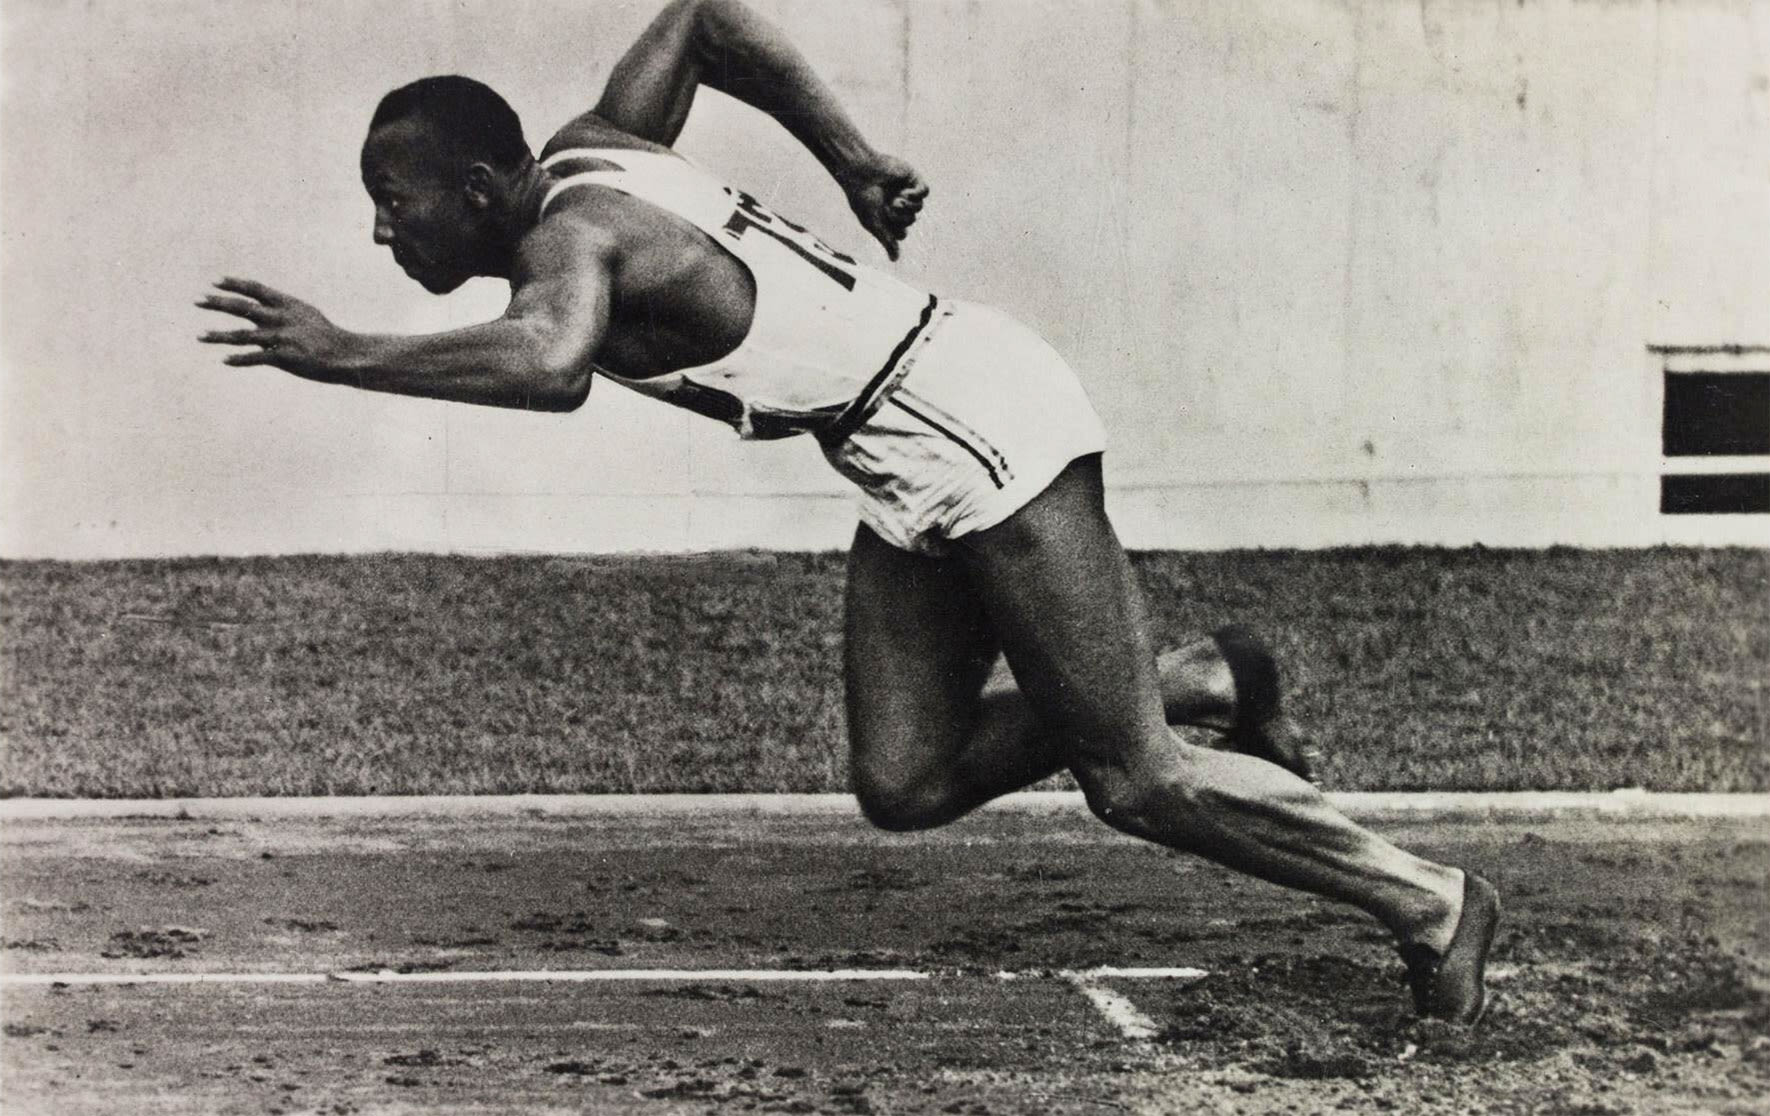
left=1, top=810, right=1765, bottom=1115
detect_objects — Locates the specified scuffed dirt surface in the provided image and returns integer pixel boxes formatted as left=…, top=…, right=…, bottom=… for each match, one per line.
left=0, top=811, right=1765, bottom=1114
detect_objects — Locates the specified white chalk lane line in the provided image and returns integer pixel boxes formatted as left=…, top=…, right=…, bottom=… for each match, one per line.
left=8, top=789, right=1765, bottom=821
left=0, top=964, right=1206, bottom=1043
left=0, top=964, right=1204, bottom=987
left=0, top=968, right=930, bottom=987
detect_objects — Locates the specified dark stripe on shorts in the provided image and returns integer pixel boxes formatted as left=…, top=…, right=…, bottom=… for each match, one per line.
left=819, top=294, right=941, bottom=447
left=896, top=389, right=1014, bottom=482
left=889, top=398, right=1007, bottom=490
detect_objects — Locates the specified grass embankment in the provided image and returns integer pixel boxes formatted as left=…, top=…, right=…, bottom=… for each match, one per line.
left=1, top=549, right=1764, bottom=797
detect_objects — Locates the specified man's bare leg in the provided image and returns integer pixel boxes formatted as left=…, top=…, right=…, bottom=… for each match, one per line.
left=955, top=641, right=1264, bottom=795
left=996, top=635, right=1237, bottom=729
left=843, top=531, right=1229, bottom=828
left=843, top=463, right=1497, bottom=1017
left=845, top=473, right=1459, bottom=946
left=846, top=538, right=1312, bottom=828
left=1154, top=637, right=1236, bottom=729
left=947, top=457, right=1467, bottom=953
left=843, top=526, right=1059, bottom=831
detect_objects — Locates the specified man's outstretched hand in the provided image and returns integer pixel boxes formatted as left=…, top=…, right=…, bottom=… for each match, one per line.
left=840, top=153, right=928, bottom=262
left=198, top=278, right=353, bottom=382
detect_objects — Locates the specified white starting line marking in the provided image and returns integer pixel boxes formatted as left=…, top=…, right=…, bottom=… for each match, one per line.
left=1067, top=978, right=1163, bottom=1041
left=1061, top=968, right=1207, bottom=1041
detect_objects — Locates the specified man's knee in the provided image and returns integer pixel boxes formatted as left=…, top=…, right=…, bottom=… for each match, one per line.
left=1073, top=748, right=1214, bottom=841
left=852, top=769, right=962, bottom=833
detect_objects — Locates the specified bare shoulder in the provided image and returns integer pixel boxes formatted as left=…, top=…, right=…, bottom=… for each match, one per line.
left=514, top=201, right=625, bottom=287
left=540, top=110, right=681, bottom=161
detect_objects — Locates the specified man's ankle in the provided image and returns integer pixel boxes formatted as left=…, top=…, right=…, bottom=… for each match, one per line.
left=1399, top=867, right=1465, bottom=955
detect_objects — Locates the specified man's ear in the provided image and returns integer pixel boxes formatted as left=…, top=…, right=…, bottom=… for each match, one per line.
left=464, top=163, right=496, bottom=210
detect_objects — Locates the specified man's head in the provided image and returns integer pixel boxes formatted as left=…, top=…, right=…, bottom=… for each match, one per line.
left=360, top=76, right=534, bottom=293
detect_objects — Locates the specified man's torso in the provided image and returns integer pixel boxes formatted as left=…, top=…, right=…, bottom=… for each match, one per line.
left=538, top=115, right=758, bottom=381
left=526, top=113, right=942, bottom=439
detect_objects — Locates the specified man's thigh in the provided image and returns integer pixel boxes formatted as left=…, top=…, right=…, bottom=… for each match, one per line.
left=953, top=454, right=1169, bottom=766
left=844, top=525, right=997, bottom=786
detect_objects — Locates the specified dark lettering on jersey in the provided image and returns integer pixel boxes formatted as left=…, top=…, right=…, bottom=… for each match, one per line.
left=722, top=190, right=857, bottom=291
left=758, top=205, right=856, bottom=265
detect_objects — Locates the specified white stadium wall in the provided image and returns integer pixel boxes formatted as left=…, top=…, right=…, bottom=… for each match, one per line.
left=1, top=0, right=1766, bottom=557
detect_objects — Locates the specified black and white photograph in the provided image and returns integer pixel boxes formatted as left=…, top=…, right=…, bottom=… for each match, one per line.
left=1, top=1, right=1766, bottom=1112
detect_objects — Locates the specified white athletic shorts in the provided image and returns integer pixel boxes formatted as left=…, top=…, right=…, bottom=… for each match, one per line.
left=820, top=300, right=1108, bottom=555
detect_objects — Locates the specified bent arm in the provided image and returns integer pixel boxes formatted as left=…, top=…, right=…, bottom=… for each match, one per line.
left=341, top=297, right=598, bottom=412
left=596, top=0, right=876, bottom=178
left=592, top=0, right=928, bottom=259
left=200, top=227, right=611, bottom=412
left=348, top=223, right=609, bottom=410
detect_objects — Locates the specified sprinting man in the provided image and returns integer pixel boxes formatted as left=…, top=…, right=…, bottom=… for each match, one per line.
left=199, top=0, right=1498, bottom=1022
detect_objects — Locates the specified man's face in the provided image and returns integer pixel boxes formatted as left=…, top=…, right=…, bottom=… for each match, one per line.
left=359, top=118, right=482, bottom=294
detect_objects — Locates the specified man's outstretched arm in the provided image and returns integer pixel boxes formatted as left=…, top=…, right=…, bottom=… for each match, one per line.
left=593, top=0, right=926, bottom=258
left=198, top=228, right=610, bottom=412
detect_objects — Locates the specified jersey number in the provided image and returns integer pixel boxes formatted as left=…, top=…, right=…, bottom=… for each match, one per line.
left=723, top=191, right=857, bottom=292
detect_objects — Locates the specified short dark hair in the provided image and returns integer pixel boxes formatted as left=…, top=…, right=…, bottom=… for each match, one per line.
left=369, top=75, right=531, bottom=171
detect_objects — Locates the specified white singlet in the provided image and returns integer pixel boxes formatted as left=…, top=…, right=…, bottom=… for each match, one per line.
left=539, top=148, right=951, bottom=441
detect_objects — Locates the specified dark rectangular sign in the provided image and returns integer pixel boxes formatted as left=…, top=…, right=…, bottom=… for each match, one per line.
left=1662, top=373, right=1770, bottom=456
left=1660, top=473, right=1770, bottom=515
